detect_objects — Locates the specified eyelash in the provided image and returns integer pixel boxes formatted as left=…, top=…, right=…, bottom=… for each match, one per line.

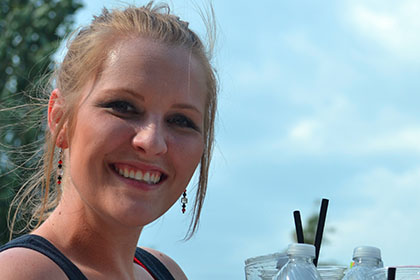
left=167, top=114, right=199, bottom=131
left=101, top=100, right=138, bottom=115
left=100, top=100, right=200, bottom=132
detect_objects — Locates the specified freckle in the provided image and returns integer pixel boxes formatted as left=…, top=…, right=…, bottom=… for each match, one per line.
left=59, top=212, right=61, bottom=215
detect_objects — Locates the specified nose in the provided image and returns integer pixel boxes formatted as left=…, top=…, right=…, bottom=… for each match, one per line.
left=132, top=122, right=168, bottom=156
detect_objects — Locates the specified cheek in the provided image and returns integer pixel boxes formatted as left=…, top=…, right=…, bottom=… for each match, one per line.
left=79, top=114, right=131, bottom=144
left=69, top=114, right=133, bottom=173
left=170, top=134, right=204, bottom=175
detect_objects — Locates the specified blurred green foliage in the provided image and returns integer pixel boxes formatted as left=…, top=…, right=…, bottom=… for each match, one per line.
left=0, top=0, right=83, bottom=245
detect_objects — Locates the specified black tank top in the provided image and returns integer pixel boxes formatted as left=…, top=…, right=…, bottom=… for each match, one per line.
left=0, top=234, right=175, bottom=280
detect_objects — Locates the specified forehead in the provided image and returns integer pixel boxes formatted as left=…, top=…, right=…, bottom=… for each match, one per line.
left=107, top=38, right=194, bottom=72
left=96, top=37, right=207, bottom=102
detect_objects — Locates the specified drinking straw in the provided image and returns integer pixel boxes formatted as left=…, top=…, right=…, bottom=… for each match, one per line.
left=293, top=210, right=304, bottom=243
left=313, top=198, right=329, bottom=267
left=387, top=267, right=396, bottom=280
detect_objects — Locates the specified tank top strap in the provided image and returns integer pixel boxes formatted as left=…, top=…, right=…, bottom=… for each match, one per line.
left=0, top=234, right=87, bottom=280
left=1, top=234, right=176, bottom=280
left=134, top=247, right=175, bottom=280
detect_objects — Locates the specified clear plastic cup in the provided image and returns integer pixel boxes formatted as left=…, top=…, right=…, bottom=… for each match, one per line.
left=244, top=253, right=286, bottom=280
left=317, top=265, right=347, bottom=280
left=260, top=268, right=279, bottom=280
left=368, top=266, right=420, bottom=280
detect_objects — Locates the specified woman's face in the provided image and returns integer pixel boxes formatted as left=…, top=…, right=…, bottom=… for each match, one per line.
left=63, top=38, right=206, bottom=228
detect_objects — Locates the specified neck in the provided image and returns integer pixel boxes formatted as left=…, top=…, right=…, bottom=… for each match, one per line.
left=32, top=196, right=144, bottom=279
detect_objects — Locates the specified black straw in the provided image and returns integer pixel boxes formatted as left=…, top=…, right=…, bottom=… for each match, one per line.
left=313, top=198, right=329, bottom=267
left=387, top=267, right=396, bottom=280
left=293, top=210, right=304, bottom=243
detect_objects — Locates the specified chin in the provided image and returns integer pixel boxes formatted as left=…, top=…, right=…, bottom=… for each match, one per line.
left=110, top=207, right=166, bottom=228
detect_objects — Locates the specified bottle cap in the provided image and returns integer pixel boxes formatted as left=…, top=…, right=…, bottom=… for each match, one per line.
left=287, top=243, right=316, bottom=258
left=353, top=246, right=381, bottom=260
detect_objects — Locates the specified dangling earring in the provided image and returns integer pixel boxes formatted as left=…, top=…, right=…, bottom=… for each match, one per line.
left=181, top=190, right=188, bottom=214
left=57, top=148, right=63, bottom=185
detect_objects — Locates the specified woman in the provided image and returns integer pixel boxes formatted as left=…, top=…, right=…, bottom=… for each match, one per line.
left=0, top=2, right=217, bottom=279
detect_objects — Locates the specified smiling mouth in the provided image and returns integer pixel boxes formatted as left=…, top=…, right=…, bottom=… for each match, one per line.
left=112, top=164, right=166, bottom=185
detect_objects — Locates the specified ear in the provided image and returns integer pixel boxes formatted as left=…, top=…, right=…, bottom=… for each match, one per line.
left=48, top=89, right=68, bottom=149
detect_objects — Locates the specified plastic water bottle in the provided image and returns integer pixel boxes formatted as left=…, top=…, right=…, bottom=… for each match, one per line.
left=342, top=246, right=383, bottom=280
left=274, top=243, right=321, bottom=280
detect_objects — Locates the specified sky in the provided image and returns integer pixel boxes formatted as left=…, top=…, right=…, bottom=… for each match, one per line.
left=68, top=0, right=420, bottom=279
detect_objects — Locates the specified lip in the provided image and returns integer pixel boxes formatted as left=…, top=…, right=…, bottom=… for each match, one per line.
left=109, top=162, right=168, bottom=191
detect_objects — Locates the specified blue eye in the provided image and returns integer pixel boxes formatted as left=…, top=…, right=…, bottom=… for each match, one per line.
left=168, top=114, right=199, bottom=131
left=102, top=100, right=137, bottom=114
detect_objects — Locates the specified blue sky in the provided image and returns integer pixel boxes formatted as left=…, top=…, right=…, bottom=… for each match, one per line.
left=68, top=0, right=420, bottom=279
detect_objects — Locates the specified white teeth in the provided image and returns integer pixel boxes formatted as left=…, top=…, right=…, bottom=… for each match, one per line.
left=135, top=170, right=143, bottom=180
left=143, top=172, right=150, bottom=182
left=115, top=166, right=161, bottom=184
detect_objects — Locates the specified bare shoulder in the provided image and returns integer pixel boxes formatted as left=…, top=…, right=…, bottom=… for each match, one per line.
left=142, top=247, right=188, bottom=280
left=0, top=247, right=67, bottom=280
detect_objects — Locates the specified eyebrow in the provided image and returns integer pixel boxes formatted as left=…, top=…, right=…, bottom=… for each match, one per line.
left=102, top=88, right=145, bottom=101
left=172, top=103, right=202, bottom=115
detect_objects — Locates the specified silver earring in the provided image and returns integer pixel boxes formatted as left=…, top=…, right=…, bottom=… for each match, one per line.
left=57, top=148, right=63, bottom=185
left=181, top=190, right=188, bottom=214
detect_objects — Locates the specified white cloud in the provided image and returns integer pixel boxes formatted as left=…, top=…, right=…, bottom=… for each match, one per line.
left=289, top=119, right=320, bottom=141
left=230, top=28, right=357, bottom=100
left=346, top=0, right=420, bottom=61
left=367, top=127, right=420, bottom=153
left=325, top=167, right=420, bottom=265
left=352, top=5, right=397, bottom=41
left=259, top=96, right=420, bottom=157
left=267, top=95, right=356, bottom=155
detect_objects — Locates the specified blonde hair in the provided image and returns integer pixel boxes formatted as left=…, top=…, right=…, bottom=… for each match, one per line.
left=9, top=1, right=217, bottom=240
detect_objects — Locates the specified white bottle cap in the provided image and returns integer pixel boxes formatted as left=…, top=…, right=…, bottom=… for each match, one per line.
left=287, top=243, right=316, bottom=258
left=353, top=246, right=381, bottom=260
